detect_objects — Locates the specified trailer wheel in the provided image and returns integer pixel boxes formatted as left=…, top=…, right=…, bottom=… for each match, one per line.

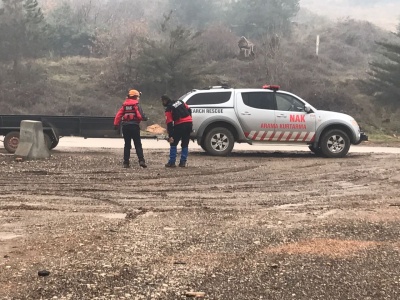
left=44, top=134, right=60, bottom=150
left=50, top=138, right=59, bottom=149
left=5, top=132, right=56, bottom=153
left=4, top=131, right=20, bottom=153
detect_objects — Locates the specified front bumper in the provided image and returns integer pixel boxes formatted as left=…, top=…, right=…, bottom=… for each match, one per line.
left=354, top=132, right=368, bottom=145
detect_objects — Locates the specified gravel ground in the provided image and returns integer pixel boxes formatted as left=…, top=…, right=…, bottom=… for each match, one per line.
left=1, top=146, right=400, bottom=300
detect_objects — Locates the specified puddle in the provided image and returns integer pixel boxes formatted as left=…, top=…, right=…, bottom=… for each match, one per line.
left=0, top=232, right=23, bottom=240
left=317, top=209, right=340, bottom=219
left=98, top=213, right=126, bottom=219
left=65, top=212, right=127, bottom=219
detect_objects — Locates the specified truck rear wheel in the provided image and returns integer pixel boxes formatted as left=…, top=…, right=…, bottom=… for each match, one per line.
left=320, top=129, right=350, bottom=158
left=204, top=127, right=234, bottom=156
left=4, top=131, right=20, bottom=153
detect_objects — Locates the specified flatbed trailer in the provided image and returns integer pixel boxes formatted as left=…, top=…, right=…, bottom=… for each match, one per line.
left=0, top=115, right=165, bottom=153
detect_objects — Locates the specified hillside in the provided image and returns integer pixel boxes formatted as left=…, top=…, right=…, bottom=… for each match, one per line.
left=0, top=1, right=399, bottom=134
left=0, top=56, right=167, bottom=125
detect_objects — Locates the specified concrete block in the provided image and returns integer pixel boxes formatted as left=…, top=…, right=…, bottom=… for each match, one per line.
left=14, top=120, right=50, bottom=160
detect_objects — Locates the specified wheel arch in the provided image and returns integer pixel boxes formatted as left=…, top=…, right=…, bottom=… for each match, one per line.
left=314, top=123, right=356, bottom=147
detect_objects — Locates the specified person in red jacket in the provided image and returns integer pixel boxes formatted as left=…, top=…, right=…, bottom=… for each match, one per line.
left=161, top=94, right=193, bottom=167
left=114, top=89, right=148, bottom=168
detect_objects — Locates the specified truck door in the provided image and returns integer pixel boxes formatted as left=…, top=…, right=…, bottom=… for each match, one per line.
left=235, top=91, right=276, bottom=141
left=273, top=93, right=316, bottom=142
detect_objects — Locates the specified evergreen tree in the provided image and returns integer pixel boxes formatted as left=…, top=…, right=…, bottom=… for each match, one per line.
left=46, top=2, right=95, bottom=57
left=368, top=30, right=400, bottom=107
left=133, top=14, right=205, bottom=96
left=0, top=0, right=47, bottom=80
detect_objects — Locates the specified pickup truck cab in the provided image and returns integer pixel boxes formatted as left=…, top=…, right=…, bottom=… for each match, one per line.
left=180, top=85, right=368, bottom=158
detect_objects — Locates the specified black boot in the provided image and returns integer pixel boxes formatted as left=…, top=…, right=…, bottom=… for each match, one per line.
left=123, top=161, right=130, bottom=168
left=139, top=160, right=147, bottom=168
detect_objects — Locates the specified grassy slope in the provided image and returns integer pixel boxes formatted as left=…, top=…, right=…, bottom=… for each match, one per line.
left=0, top=19, right=399, bottom=139
left=23, top=57, right=162, bottom=125
left=35, top=57, right=121, bottom=116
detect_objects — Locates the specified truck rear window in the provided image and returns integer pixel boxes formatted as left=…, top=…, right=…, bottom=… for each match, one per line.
left=241, top=92, right=275, bottom=110
left=186, top=92, right=231, bottom=105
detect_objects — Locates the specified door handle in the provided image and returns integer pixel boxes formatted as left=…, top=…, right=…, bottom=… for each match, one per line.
left=241, top=112, right=251, bottom=115
left=276, top=114, right=287, bottom=118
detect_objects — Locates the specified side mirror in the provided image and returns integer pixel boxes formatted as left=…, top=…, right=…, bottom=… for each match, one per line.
left=304, top=105, right=312, bottom=113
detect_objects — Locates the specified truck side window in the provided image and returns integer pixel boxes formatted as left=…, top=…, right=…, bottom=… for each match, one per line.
left=186, top=92, right=231, bottom=105
left=276, top=93, right=305, bottom=112
left=241, top=92, right=275, bottom=110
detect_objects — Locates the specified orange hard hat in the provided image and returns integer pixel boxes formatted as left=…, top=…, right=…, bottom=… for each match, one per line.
left=128, top=89, right=140, bottom=97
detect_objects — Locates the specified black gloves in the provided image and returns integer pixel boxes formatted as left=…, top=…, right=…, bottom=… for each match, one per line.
left=114, top=125, right=120, bottom=131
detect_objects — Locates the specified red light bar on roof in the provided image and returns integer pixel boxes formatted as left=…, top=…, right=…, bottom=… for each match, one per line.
left=262, top=84, right=280, bottom=91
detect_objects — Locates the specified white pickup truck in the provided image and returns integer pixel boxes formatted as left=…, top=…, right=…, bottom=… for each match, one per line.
left=180, top=85, right=368, bottom=158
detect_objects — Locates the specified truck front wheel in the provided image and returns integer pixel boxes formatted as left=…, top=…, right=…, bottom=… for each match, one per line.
left=320, top=129, right=350, bottom=158
left=309, top=145, right=323, bottom=156
left=204, top=127, right=234, bottom=156
left=4, top=131, right=20, bottom=153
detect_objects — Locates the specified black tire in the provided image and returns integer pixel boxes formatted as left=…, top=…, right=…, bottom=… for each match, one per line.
left=50, top=138, right=59, bottom=149
left=319, top=129, right=350, bottom=158
left=309, top=145, right=323, bottom=156
left=45, top=133, right=59, bottom=149
left=203, top=127, right=234, bottom=156
left=4, top=131, right=20, bottom=153
left=199, top=141, right=207, bottom=152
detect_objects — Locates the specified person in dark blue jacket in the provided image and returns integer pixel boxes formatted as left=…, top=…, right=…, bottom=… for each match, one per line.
left=161, top=94, right=193, bottom=167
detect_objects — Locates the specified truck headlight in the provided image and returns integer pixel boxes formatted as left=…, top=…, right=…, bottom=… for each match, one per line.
left=350, top=119, right=359, bottom=128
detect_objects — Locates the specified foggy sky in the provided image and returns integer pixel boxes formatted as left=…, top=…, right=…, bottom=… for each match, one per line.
left=37, top=0, right=400, bottom=32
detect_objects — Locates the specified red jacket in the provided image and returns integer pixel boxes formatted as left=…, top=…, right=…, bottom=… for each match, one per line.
left=114, top=99, right=147, bottom=126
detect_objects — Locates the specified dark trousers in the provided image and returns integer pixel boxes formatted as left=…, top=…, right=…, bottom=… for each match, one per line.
left=122, top=124, right=144, bottom=162
left=171, top=122, right=192, bottom=148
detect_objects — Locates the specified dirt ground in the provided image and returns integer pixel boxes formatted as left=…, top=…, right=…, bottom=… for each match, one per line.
left=1, top=145, right=400, bottom=300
